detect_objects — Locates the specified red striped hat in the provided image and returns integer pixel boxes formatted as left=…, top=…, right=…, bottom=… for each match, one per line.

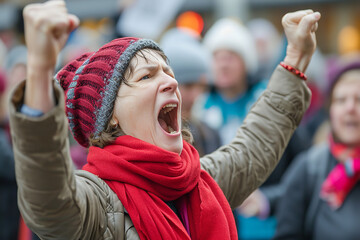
left=56, top=37, right=163, bottom=147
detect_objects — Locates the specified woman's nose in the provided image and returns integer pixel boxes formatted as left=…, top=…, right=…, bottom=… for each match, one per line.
left=160, top=74, right=178, bottom=93
left=345, top=98, right=357, bottom=112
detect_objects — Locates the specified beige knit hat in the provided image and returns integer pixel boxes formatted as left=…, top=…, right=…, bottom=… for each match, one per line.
left=203, top=18, right=258, bottom=75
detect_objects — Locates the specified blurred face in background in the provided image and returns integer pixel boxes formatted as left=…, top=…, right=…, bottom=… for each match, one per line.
left=212, top=49, right=247, bottom=98
left=330, top=69, right=360, bottom=147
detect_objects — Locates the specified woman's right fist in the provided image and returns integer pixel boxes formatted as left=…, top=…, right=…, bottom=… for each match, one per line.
left=23, top=0, right=79, bottom=71
left=281, top=10, right=321, bottom=72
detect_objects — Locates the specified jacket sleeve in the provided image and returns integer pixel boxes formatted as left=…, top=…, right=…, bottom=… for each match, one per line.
left=200, top=65, right=311, bottom=209
left=9, top=81, right=108, bottom=239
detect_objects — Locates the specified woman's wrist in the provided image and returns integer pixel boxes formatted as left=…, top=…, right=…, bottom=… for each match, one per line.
left=283, top=56, right=311, bottom=73
left=27, top=53, right=56, bottom=74
left=283, top=46, right=313, bottom=72
left=279, top=62, right=307, bottom=80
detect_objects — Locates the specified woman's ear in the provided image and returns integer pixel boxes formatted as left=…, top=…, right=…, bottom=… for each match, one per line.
left=110, top=118, right=119, bottom=128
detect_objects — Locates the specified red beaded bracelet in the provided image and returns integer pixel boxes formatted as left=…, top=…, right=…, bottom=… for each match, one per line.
left=279, top=62, right=307, bottom=81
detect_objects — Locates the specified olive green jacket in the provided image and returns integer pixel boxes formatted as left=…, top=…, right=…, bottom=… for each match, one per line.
left=10, top=66, right=310, bottom=239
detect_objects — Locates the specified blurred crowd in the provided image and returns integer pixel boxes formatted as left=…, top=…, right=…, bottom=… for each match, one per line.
left=1, top=0, right=360, bottom=240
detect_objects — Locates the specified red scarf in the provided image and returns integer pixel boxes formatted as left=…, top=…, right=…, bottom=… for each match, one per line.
left=83, top=135, right=237, bottom=240
left=320, top=135, right=360, bottom=209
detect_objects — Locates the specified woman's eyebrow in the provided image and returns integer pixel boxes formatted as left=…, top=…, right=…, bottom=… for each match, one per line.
left=134, top=64, right=173, bottom=74
left=163, top=65, right=173, bottom=74
left=134, top=64, right=159, bottom=73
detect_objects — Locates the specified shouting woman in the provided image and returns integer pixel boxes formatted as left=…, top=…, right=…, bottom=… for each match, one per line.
left=10, top=1, right=320, bottom=239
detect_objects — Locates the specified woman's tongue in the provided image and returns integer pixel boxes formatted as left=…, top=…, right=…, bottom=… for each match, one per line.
left=159, top=118, right=170, bottom=133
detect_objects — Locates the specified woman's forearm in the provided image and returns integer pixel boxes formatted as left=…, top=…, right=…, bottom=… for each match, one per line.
left=24, top=64, right=55, bottom=113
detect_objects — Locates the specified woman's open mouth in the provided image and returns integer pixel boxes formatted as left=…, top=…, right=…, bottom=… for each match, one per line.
left=158, top=103, right=179, bottom=135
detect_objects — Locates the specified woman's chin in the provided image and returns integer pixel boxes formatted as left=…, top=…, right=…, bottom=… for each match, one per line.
left=157, top=135, right=183, bottom=154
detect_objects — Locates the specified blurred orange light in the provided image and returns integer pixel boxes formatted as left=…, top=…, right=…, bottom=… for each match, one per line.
left=338, top=26, right=360, bottom=55
left=176, top=11, right=204, bottom=36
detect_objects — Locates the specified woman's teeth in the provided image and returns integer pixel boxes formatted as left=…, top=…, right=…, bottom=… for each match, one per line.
left=162, top=103, right=177, bottom=114
left=168, top=126, right=177, bottom=134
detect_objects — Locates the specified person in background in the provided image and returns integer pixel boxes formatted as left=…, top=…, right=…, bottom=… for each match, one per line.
left=194, top=17, right=266, bottom=145
left=4, top=45, right=28, bottom=91
left=160, top=28, right=221, bottom=156
left=0, top=70, right=8, bottom=125
left=298, top=50, right=328, bottom=144
left=10, top=1, right=319, bottom=238
left=2, top=44, right=43, bottom=240
left=2, top=45, right=27, bottom=123
left=0, top=69, right=19, bottom=240
left=274, top=57, right=360, bottom=240
left=1, top=44, right=27, bottom=240
left=0, top=39, right=7, bottom=68
left=247, top=18, right=282, bottom=82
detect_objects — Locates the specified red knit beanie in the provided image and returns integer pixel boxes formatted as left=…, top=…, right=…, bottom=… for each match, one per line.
left=56, top=37, right=163, bottom=147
